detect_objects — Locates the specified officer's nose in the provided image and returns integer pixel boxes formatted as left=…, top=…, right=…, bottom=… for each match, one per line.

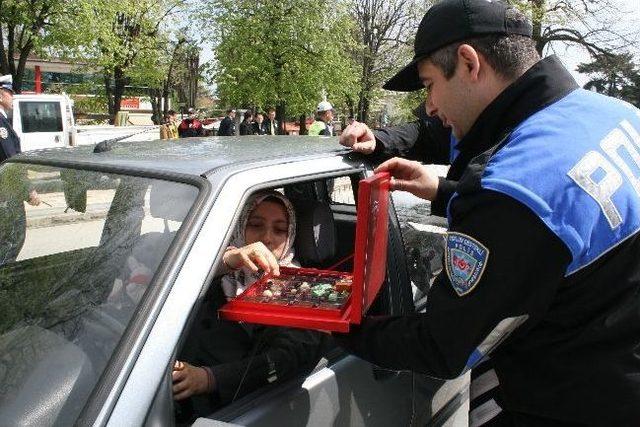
left=425, top=94, right=437, bottom=117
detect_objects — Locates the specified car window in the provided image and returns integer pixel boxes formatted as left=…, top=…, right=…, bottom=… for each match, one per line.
left=328, top=176, right=355, bottom=205
left=0, top=163, right=198, bottom=426
left=176, top=179, right=364, bottom=421
left=19, top=101, right=64, bottom=133
left=392, top=188, right=448, bottom=310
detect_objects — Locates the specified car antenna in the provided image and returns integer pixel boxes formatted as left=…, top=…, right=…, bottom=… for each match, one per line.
left=93, top=128, right=155, bottom=153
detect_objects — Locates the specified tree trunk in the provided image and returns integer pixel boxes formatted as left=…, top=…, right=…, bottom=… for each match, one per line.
left=299, top=114, right=307, bottom=135
left=357, top=94, right=370, bottom=124
left=112, top=67, right=127, bottom=123
left=149, top=88, right=162, bottom=125
left=13, top=42, right=33, bottom=94
left=276, top=103, right=286, bottom=135
left=104, top=72, right=115, bottom=121
left=530, top=0, right=546, bottom=55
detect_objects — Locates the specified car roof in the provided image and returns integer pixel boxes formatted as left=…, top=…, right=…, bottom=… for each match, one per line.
left=17, top=136, right=352, bottom=177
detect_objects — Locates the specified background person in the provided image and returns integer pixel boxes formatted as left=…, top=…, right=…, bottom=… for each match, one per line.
left=178, top=108, right=204, bottom=138
left=308, top=101, right=335, bottom=136
left=160, top=110, right=179, bottom=140
left=253, top=113, right=266, bottom=135
left=238, top=111, right=254, bottom=136
left=173, top=190, right=323, bottom=419
left=262, top=108, right=279, bottom=135
left=334, top=0, right=640, bottom=425
left=0, top=75, right=21, bottom=162
left=218, top=108, right=237, bottom=136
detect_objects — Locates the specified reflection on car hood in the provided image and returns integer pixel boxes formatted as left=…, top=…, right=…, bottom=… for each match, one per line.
left=16, top=136, right=350, bottom=176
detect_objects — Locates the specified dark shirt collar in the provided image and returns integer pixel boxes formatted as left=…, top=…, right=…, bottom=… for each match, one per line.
left=448, top=55, right=579, bottom=179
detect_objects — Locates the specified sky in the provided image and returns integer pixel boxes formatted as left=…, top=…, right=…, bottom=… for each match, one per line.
left=551, top=0, right=640, bottom=86
left=199, top=0, right=640, bottom=91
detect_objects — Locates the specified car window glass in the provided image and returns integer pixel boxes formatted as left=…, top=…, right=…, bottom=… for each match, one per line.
left=392, top=185, right=448, bottom=310
left=0, top=163, right=198, bottom=426
left=19, top=101, right=64, bottom=133
left=328, top=176, right=355, bottom=205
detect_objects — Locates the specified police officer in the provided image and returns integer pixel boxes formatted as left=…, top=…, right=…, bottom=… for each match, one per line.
left=0, top=74, right=40, bottom=265
left=333, top=0, right=640, bottom=425
left=0, top=75, right=21, bottom=162
left=308, top=101, right=335, bottom=136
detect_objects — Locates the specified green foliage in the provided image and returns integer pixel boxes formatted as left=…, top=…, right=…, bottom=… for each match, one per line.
left=0, top=0, right=80, bottom=92
left=391, top=89, right=427, bottom=125
left=202, top=0, right=359, bottom=117
left=578, top=52, right=640, bottom=107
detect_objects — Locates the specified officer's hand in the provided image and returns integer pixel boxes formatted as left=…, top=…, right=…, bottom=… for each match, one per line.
left=339, top=121, right=376, bottom=154
left=375, top=157, right=439, bottom=201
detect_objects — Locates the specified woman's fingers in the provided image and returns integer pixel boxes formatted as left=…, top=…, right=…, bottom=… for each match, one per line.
left=239, top=252, right=259, bottom=272
left=252, top=250, right=273, bottom=274
left=172, top=378, right=188, bottom=394
left=245, top=242, right=280, bottom=276
left=174, top=388, right=192, bottom=401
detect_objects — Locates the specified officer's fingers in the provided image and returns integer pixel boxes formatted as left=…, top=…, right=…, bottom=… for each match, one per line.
left=375, top=157, right=414, bottom=177
left=390, top=177, right=420, bottom=193
left=351, top=140, right=376, bottom=154
left=339, top=126, right=358, bottom=147
left=392, top=178, right=427, bottom=199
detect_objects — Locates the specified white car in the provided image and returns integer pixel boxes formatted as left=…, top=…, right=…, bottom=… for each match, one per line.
left=0, top=136, right=468, bottom=426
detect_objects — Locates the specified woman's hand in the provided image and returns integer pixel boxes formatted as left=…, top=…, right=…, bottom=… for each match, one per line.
left=223, top=242, right=280, bottom=276
left=172, top=360, right=212, bottom=400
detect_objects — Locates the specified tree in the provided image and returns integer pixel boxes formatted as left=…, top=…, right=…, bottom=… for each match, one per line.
left=0, top=0, right=76, bottom=93
left=70, top=0, right=186, bottom=122
left=518, top=0, right=637, bottom=56
left=349, top=0, right=428, bottom=123
left=201, top=0, right=358, bottom=133
left=578, top=52, right=640, bottom=107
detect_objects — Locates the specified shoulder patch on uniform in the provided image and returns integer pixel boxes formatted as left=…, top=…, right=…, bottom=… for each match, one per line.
left=445, top=232, right=489, bottom=296
left=0, top=127, right=7, bottom=139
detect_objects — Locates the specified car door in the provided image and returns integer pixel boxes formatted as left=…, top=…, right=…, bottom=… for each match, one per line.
left=200, top=172, right=432, bottom=427
left=391, top=178, right=470, bottom=426
left=109, top=156, right=466, bottom=426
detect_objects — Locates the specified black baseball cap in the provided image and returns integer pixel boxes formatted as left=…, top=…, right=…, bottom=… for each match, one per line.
left=383, top=0, right=533, bottom=92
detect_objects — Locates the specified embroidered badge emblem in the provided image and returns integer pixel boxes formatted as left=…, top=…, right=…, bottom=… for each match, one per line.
left=445, top=232, right=489, bottom=296
left=0, top=127, right=7, bottom=139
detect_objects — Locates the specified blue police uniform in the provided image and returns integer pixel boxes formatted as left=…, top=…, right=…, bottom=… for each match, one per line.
left=336, top=55, right=640, bottom=425
left=0, top=112, right=21, bottom=162
left=0, top=74, right=21, bottom=162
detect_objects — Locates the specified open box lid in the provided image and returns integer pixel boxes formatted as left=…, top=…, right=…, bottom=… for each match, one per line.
left=349, top=172, right=391, bottom=324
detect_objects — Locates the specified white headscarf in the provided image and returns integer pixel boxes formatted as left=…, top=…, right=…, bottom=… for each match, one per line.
left=221, top=190, right=298, bottom=299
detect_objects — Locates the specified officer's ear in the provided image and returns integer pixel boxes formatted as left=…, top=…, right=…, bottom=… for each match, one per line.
left=456, top=44, right=481, bottom=82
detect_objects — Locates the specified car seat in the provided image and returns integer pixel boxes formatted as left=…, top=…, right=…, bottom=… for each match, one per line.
left=290, top=198, right=337, bottom=269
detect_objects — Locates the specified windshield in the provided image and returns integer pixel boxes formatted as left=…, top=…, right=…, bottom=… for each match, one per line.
left=0, top=162, right=198, bottom=425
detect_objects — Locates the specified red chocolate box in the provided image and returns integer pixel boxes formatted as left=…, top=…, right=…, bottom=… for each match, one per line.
left=219, top=172, right=390, bottom=332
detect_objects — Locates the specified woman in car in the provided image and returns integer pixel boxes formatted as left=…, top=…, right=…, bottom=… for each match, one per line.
left=173, top=190, right=324, bottom=418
